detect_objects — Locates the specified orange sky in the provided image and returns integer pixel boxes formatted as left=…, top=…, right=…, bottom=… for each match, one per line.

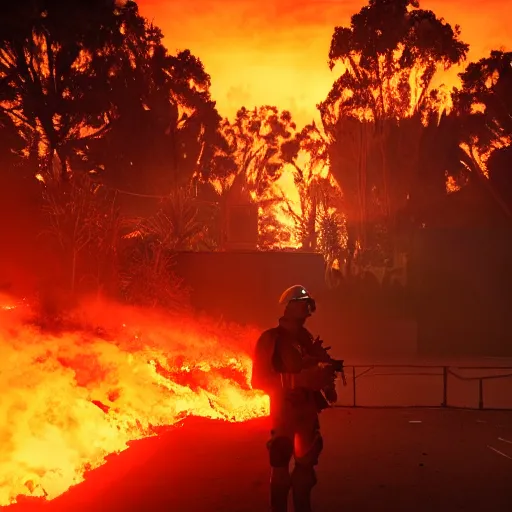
left=138, top=0, right=511, bottom=127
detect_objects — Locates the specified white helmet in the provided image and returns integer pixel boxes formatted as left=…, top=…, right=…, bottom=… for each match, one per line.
left=278, top=285, right=316, bottom=313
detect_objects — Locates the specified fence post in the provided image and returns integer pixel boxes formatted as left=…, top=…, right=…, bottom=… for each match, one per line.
left=442, top=366, right=448, bottom=407
left=352, top=366, right=357, bottom=407
left=478, top=379, right=484, bottom=410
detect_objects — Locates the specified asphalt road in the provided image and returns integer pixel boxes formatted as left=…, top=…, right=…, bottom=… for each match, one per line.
left=5, top=408, right=512, bottom=512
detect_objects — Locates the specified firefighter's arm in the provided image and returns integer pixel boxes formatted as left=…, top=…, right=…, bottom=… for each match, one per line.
left=277, top=340, right=334, bottom=391
left=251, top=330, right=281, bottom=391
left=251, top=330, right=333, bottom=392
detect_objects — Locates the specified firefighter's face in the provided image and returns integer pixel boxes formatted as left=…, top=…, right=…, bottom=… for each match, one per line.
left=286, top=299, right=314, bottom=320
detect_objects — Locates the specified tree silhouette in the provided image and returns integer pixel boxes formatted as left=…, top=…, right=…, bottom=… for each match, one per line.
left=0, top=109, right=25, bottom=170
left=321, top=0, right=467, bottom=121
left=0, top=0, right=130, bottom=180
left=455, top=51, right=511, bottom=156
left=280, top=122, right=337, bottom=252
left=411, top=110, right=468, bottom=227
left=216, top=106, right=297, bottom=248
left=84, top=8, right=225, bottom=194
left=319, top=0, right=468, bottom=270
left=453, top=50, right=512, bottom=217
left=41, top=172, right=120, bottom=293
left=220, top=106, right=297, bottom=200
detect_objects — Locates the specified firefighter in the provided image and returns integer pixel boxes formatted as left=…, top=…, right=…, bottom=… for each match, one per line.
left=252, top=285, right=338, bottom=512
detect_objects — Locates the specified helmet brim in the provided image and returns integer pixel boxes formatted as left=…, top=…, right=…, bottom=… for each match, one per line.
left=290, top=296, right=316, bottom=313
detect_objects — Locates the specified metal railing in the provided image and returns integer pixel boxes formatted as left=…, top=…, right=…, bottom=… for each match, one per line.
left=337, top=364, right=512, bottom=410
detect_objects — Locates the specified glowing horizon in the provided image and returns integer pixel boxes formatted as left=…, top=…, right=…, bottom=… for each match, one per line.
left=138, top=0, right=511, bottom=127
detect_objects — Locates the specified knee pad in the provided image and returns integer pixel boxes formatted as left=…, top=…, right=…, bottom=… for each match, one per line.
left=295, top=431, right=323, bottom=467
left=268, top=436, right=294, bottom=467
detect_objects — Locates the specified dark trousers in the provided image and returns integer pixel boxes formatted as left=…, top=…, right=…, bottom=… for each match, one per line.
left=267, top=392, right=323, bottom=512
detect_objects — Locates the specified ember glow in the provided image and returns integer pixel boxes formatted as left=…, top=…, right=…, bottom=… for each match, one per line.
left=0, top=295, right=268, bottom=506
left=139, top=0, right=512, bottom=127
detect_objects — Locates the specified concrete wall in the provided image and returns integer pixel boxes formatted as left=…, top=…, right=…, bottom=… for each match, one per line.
left=173, top=251, right=418, bottom=360
left=173, top=250, right=327, bottom=327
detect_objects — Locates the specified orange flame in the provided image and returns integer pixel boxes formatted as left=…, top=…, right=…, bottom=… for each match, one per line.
left=0, top=295, right=268, bottom=506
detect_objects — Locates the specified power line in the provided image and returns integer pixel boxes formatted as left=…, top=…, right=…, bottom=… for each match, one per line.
left=112, top=188, right=169, bottom=199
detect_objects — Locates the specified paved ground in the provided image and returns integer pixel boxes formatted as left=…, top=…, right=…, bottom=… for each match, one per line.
left=5, top=408, right=512, bottom=512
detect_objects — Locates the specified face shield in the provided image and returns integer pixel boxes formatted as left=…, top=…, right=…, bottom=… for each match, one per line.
left=300, top=296, right=316, bottom=314
left=279, top=285, right=316, bottom=317
left=286, top=296, right=316, bottom=319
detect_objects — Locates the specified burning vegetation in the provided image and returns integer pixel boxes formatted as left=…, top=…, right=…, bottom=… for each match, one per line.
left=0, top=295, right=268, bottom=506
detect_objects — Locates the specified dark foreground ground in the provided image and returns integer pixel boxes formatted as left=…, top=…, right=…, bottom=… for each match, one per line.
left=6, top=408, right=512, bottom=512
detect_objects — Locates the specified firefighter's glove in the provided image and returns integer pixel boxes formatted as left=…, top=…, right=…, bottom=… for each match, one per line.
left=324, top=385, right=338, bottom=404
